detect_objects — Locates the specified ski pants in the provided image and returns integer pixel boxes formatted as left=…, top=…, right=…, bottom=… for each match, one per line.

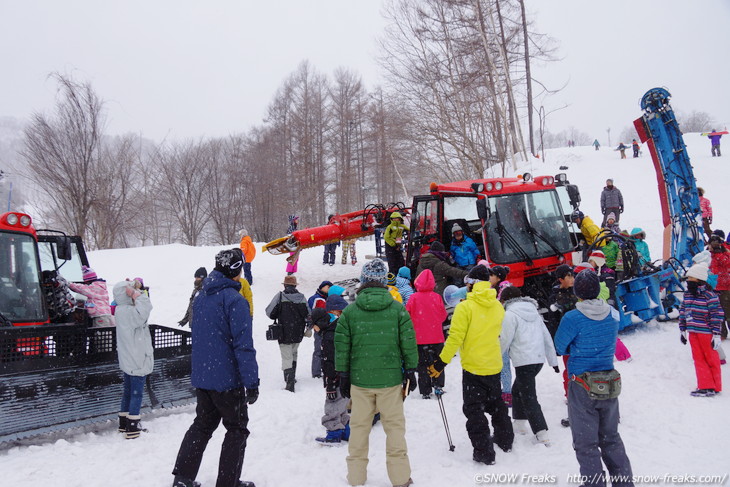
left=374, top=228, right=384, bottom=256
left=712, top=144, right=721, bottom=157
left=311, top=332, right=323, bottom=377
left=500, top=351, right=512, bottom=394
left=385, top=244, right=405, bottom=275
left=347, top=384, right=411, bottom=487
left=120, top=373, right=146, bottom=416
left=511, top=364, right=547, bottom=434
left=279, top=342, right=300, bottom=371
left=689, top=332, right=722, bottom=392
left=323, top=243, right=337, bottom=265
left=416, top=343, right=445, bottom=395
left=341, top=239, right=357, bottom=265
left=322, top=388, right=350, bottom=431
left=461, top=370, right=514, bottom=462
left=718, top=291, right=730, bottom=339
left=172, top=388, right=250, bottom=487
left=568, top=380, right=633, bottom=487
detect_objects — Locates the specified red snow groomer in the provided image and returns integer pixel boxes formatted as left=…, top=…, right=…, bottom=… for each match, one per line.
left=264, top=174, right=582, bottom=304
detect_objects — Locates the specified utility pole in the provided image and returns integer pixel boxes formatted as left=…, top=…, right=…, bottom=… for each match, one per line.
left=607, top=128, right=611, bottom=147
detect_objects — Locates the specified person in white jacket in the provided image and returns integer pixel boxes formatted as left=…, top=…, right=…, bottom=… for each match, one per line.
left=499, top=286, right=558, bottom=447
left=113, top=279, right=154, bottom=440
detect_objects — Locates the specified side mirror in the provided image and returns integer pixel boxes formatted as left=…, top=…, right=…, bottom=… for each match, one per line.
left=566, top=184, right=581, bottom=210
left=57, top=237, right=73, bottom=261
left=476, top=198, right=490, bottom=221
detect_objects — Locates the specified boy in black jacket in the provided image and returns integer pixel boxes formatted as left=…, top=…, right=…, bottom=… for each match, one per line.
left=315, top=294, right=351, bottom=444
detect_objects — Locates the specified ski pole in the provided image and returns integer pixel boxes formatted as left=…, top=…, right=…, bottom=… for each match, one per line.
left=434, top=387, right=455, bottom=452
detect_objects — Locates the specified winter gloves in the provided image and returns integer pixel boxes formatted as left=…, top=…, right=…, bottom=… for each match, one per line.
left=325, top=375, right=339, bottom=401
left=245, top=387, right=258, bottom=405
left=712, top=335, right=722, bottom=350
left=680, top=331, right=688, bottom=345
left=339, top=372, right=351, bottom=398
left=403, top=369, right=417, bottom=393
left=427, top=357, right=447, bottom=378
left=553, top=366, right=560, bottom=373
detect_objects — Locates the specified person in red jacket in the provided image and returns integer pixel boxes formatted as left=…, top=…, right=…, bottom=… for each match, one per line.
left=709, top=235, right=730, bottom=339
left=405, top=269, right=448, bottom=399
left=698, top=188, right=713, bottom=238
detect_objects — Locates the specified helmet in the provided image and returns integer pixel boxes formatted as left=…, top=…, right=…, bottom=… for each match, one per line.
left=571, top=210, right=584, bottom=222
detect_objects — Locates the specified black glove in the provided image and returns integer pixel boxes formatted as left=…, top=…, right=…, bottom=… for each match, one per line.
left=553, top=366, right=560, bottom=373
left=325, top=375, right=339, bottom=401
left=620, top=207, right=624, bottom=213
left=245, top=387, right=259, bottom=405
left=178, top=320, right=186, bottom=327
left=339, top=372, right=351, bottom=399
left=427, top=357, right=447, bottom=378
left=708, top=217, right=713, bottom=224
left=404, top=369, right=417, bottom=392
left=680, top=331, right=687, bottom=345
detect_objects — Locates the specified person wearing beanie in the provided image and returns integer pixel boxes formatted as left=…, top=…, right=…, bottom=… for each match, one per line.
left=334, top=257, right=418, bottom=487
left=67, top=265, right=113, bottom=329
left=629, top=228, right=651, bottom=266
left=416, top=240, right=469, bottom=296
left=571, top=210, right=603, bottom=247
left=386, top=273, right=404, bottom=304
left=384, top=211, right=409, bottom=273
left=498, top=286, right=558, bottom=447
left=179, top=267, right=208, bottom=328
left=405, top=269, right=449, bottom=399
left=554, top=270, right=633, bottom=485
left=113, top=280, right=153, bottom=439
left=394, top=266, right=415, bottom=304
left=308, top=281, right=333, bottom=379
left=697, top=188, right=713, bottom=237
left=679, top=263, right=723, bottom=396
left=266, top=274, right=311, bottom=392
left=709, top=234, right=730, bottom=339
left=428, top=264, right=513, bottom=466
left=323, top=215, right=340, bottom=266
left=486, top=265, right=514, bottom=407
left=238, top=227, right=256, bottom=285
left=600, top=178, right=624, bottom=226
left=588, top=250, right=616, bottom=304
left=314, top=296, right=351, bottom=445
left=172, top=249, right=258, bottom=487
left=450, top=223, right=480, bottom=269
left=545, top=265, right=579, bottom=408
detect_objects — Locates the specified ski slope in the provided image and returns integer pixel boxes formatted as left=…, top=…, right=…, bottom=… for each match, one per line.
left=2, top=134, right=728, bottom=487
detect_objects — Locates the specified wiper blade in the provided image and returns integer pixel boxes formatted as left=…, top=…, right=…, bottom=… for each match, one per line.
left=494, top=208, right=534, bottom=266
left=522, top=209, right=564, bottom=260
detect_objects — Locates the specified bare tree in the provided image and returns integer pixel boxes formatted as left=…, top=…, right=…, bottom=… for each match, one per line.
left=677, top=110, right=716, bottom=133
left=22, top=73, right=105, bottom=244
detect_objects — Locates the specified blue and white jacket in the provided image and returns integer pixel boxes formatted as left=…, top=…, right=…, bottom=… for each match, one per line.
left=554, top=299, right=617, bottom=376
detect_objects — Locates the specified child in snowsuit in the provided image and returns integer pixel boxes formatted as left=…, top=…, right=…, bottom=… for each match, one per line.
left=406, top=269, right=448, bottom=398
left=394, top=266, right=415, bottom=304
left=309, top=280, right=333, bottom=378
left=630, top=228, right=651, bottom=266
left=315, top=295, right=351, bottom=444
left=341, top=238, right=358, bottom=265
left=698, top=188, right=713, bottom=237
left=428, top=264, right=513, bottom=465
left=68, top=266, right=113, bottom=327
left=679, top=263, right=723, bottom=396
left=499, top=286, right=558, bottom=447
left=113, top=280, right=153, bottom=439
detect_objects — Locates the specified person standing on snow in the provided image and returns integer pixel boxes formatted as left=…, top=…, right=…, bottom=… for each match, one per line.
left=708, top=129, right=722, bottom=157
left=113, top=279, right=153, bottom=440
left=631, top=139, right=640, bottom=158
left=615, top=142, right=629, bottom=159
left=285, top=215, right=300, bottom=275
left=178, top=267, right=207, bottom=328
left=308, top=280, right=333, bottom=379
left=238, top=227, right=256, bottom=285
left=384, top=211, right=409, bottom=274
left=698, top=187, right=713, bottom=237
left=322, top=215, right=340, bottom=266
left=335, top=258, right=418, bottom=487
left=708, top=235, right=730, bottom=340
left=600, top=179, right=624, bottom=226
left=171, top=249, right=258, bottom=487
left=554, top=270, right=634, bottom=487
left=593, top=139, right=600, bottom=151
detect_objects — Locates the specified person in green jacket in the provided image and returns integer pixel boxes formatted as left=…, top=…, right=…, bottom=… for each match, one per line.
left=335, top=258, right=418, bottom=487
left=428, top=265, right=514, bottom=465
left=384, top=211, right=409, bottom=274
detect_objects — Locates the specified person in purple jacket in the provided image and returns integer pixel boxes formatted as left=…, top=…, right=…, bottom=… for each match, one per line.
left=708, top=129, right=722, bottom=157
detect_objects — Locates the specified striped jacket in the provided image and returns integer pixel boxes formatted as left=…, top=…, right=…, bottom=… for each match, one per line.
left=678, top=285, right=724, bottom=335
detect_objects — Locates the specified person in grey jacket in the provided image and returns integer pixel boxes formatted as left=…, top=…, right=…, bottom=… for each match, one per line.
left=600, top=179, right=624, bottom=226
left=499, top=287, right=558, bottom=447
left=113, top=279, right=154, bottom=439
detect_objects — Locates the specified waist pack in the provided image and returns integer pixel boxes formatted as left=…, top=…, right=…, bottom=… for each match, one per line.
left=573, top=369, right=621, bottom=400
left=265, top=321, right=282, bottom=341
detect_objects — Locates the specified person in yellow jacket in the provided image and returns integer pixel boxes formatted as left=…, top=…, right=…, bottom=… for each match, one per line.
left=428, top=265, right=514, bottom=465
left=237, top=276, right=254, bottom=317
left=571, top=211, right=604, bottom=247
left=384, top=211, right=409, bottom=274
left=238, top=228, right=256, bottom=285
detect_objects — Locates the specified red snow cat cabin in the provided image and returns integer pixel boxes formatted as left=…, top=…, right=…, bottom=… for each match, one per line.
left=263, top=173, right=582, bottom=306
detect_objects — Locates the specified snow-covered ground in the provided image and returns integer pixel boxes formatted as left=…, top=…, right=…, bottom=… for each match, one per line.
left=2, top=133, right=729, bottom=486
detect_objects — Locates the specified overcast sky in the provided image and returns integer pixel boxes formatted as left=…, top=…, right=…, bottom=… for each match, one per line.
left=2, top=0, right=729, bottom=144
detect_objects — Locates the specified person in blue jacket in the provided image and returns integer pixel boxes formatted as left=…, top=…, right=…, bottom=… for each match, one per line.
left=554, top=270, right=634, bottom=487
left=171, top=248, right=259, bottom=487
left=449, top=224, right=480, bottom=269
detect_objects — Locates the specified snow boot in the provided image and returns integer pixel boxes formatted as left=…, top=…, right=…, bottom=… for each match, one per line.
left=237, top=482, right=256, bottom=487
left=125, top=415, right=141, bottom=439
left=513, top=419, right=529, bottom=435
left=501, top=392, right=512, bottom=407
left=284, top=368, right=296, bottom=392
left=561, top=418, right=570, bottom=428
left=292, top=360, right=298, bottom=383
left=534, top=430, right=551, bottom=447
left=690, top=389, right=716, bottom=397
left=316, top=428, right=345, bottom=445
left=472, top=448, right=495, bottom=465
left=118, top=413, right=128, bottom=433
left=172, top=476, right=201, bottom=487
left=421, top=393, right=432, bottom=399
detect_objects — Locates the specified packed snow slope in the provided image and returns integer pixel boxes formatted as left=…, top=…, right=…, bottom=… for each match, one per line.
left=2, top=133, right=729, bottom=486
